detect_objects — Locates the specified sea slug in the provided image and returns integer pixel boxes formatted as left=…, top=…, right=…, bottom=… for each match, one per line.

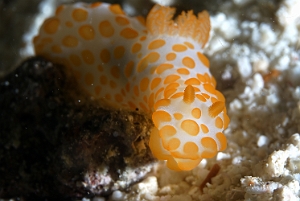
left=33, top=2, right=230, bottom=171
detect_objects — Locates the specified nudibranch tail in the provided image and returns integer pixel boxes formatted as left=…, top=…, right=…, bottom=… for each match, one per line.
left=33, top=2, right=229, bottom=171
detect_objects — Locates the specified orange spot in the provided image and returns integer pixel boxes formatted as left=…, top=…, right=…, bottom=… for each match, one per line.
left=215, top=117, right=223, bottom=129
left=152, top=110, right=172, bottom=127
left=105, top=94, right=111, bottom=100
left=69, top=54, right=81, bottom=66
left=165, top=83, right=179, bottom=92
left=193, top=87, right=200, bottom=92
left=65, top=21, right=73, bottom=27
left=79, top=25, right=95, bottom=40
left=150, top=78, right=161, bottom=90
left=109, top=80, right=117, bottom=89
left=155, top=87, right=164, bottom=99
left=211, top=97, right=218, bottom=103
left=173, top=113, right=183, bottom=120
left=137, top=52, right=160, bottom=73
left=160, top=125, right=177, bottom=138
left=204, top=73, right=212, bottom=83
left=223, top=113, right=230, bottom=129
left=90, top=2, right=102, bottom=8
left=204, top=84, right=216, bottom=94
left=148, top=93, right=154, bottom=108
left=136, top=16, right=146, bottom=25
left=177, top=68, right=190, bottom=75
left=51, top=45, right=62, bottom=53
left=192, top=108, right=201, bottom=119
left=210, top=77, right=216, bottom=87
left=151, top=66, right=158, bottom=75
left=113, top=46, right=125, bottom=59
left=140, top=77, right=149, bottom=92
left=125, top=83, right=130, bottom=92
left=197, top=73, right=207, bottom=83
left=164, top=75, right=180, bottom=84
left=100, top=75, right=108, bottom=85
left=73, top=70, right=81, bottom=80
left=109, top=4, right=124, bottom=14
left=100, top=49, right=111, bottom=63
left=124, top=61, right=134, bottom=77
left=140, top=36, right=147, bottom=41
left=201, top=138, right=217, bottom=158
left=167, top=138, right=180, bottom=151
left=99, top=20, right=114, bottom=37
left=121, top=89, right=126, bottom=96
left=196, top=94, right=206, bottom=102
left=43, top=18, right=60, bottom=34
left=156, top=63, right=173, bottom=74
left=172, top=44, right=187, bottom=52
left=202, top=93, right=210, bottom=99
left=184, top=78, right=200, bottom=85
left=151, top=66, right=159, bottom=74
left=181, top=120, right=199, bottom=136
left=212, top=93, right=223, bottom=103
left=164, top=88, right=177, bottom=99
left=209, top=101, right=225, bottom=118
left=197, top=52, right=210, bottom=68
left=184, top=41, right=194, bottom=49
left=94, top=85, right=101, bottom=95
left=55, top=5, right=64, bottom=15
left=110, top=66, right=120, bottom=79
left=166, top=53, right=176, bottom=61
left=131, top=43, right=142, bottom=53
left=85, top=73, right=94, bottom=86
left=81, top=50, right=95, bottom=64
left=62, top=35, right=78, bottom=47
left=143, top=95, right=148, bottom=104
left=182, top=57, right=195, bottom=68
left=72, top=8, right=88, bottom=22
left=97, top=65, right=104, bottom=72
left=133, top=85, right=139, bottom=96
left=171, top=92, right=184, bottom=99
left=154, top=99, right=171, bottom=110
left=183, top=142, right=198, bottom=156
left=35, top=38, right=53, bottom=51
left=128, top=101, right=137, bottom=110
left=148, top=39, right=166, bottom=50
left=175, top=158, right=202, bottom=171
left=201, top=124, right=209, bottom=133
left=115, top=16, right=130, bottom=26
left=216, top=132, right=227, bottom=151
left=183, top=85, right=195, bottom=104
left=139, top=102, right=149, bottom=112
left=120, top=28, right=139, bottom=39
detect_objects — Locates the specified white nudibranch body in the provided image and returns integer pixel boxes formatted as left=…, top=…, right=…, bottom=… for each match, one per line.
left=33, top=2, right=230, bottom=171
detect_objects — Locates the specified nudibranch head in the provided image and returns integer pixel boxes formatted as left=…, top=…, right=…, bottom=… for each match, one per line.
left=149, top=81, right=229, bottom=171
left=145, top=5, right=229, bottom=171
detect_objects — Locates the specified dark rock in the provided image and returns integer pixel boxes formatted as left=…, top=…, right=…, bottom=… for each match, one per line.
left=0, top=57, right=155, bottom=199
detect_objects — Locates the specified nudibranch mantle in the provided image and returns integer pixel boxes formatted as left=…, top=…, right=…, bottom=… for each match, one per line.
left=33, top=2, right=230, bottom=171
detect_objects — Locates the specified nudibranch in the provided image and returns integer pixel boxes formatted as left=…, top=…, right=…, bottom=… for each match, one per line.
left=33, top=2, right=230, bottom=171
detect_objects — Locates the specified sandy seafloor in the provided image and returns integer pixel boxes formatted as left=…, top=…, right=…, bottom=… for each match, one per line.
left=1, top=0, right=300, bottom=200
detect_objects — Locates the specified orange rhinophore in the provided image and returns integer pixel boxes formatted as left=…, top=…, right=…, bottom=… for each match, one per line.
left=33, top=2, right=229, bottom=171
